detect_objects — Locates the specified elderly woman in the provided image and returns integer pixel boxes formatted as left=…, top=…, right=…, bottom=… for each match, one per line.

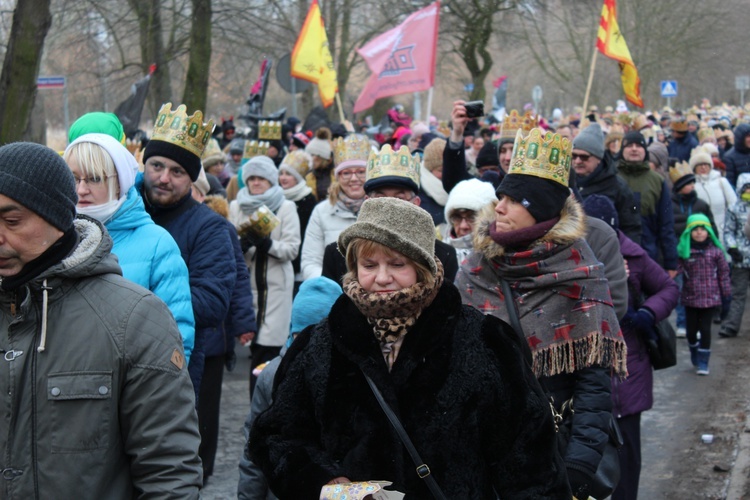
left=692, top=145, right=736, bottom=239
left=442, top=178, right=497, bottom=266
left=228, top=156, right=301, bottom=392
left=456, top=128, right=627, bottom=500
left=300, top=134, right=370, bottom=280
left=63, top=133, right=195, bottom=361
left=249, top=196, right=570, bottom=498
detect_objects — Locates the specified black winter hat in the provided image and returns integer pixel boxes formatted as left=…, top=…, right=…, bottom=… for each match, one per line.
left=672, top=174, right=696, bottom=194
left=495, top=174, right=570, bottom=223
left=0, top=142, right=77, bottom=231
left=475, top=141, right=499, bottom=168
left=620, top=131, right=649, bottom=161
left=582, top=194, right=619, bottom=229
left=143, top=139, right=202, bottom=182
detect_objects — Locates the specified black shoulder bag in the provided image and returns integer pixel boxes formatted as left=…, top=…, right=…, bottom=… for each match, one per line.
left=499, top=279, right=623, bottom=500
left=360, top=370, right=448, bottom=500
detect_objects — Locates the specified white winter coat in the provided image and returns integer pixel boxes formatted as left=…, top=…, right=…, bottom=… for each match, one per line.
left=695, top=169, right=737, bottom=239
left=229, top=199, right=300, bottom=347
left=300, top=199, right=358, bottom=280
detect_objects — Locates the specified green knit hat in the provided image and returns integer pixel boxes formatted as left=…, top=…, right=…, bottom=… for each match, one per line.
left=677, top=213, right=725, bottom=259
left=68, top=112, right=126, bottom=144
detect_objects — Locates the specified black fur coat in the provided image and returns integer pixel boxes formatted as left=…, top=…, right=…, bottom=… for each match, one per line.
left=249, top=283, right=571, bottom=499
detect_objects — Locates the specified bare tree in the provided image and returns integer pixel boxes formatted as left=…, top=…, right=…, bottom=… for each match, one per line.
left=0, top=0, right=52, bottom=144
left=182, top=0, right=212, bottom=112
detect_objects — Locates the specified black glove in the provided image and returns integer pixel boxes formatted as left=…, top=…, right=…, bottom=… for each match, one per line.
left=729, top=248, right=743, bottom=264
left=240, top=231, right=270, bottom=254
left=224, top=349, right=237, bottom=372
left=567, top=468, right=592, bottom=500
left=255, top=236, right=272, bottom=254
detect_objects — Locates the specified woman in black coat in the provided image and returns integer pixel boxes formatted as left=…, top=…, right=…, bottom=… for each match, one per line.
left=249, top=197, right=570, bottom=499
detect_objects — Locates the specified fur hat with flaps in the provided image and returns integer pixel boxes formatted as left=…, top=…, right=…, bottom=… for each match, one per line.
left=495, top=127, right=572, bottom=223
left=338, top=197, right=437, bottom=275
left=677, top=213, right=725, bottom=260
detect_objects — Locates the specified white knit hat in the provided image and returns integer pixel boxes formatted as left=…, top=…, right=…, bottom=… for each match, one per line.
left=689, top=146, right=713, bottom=171
left=444, top=178, right=497, bottom=222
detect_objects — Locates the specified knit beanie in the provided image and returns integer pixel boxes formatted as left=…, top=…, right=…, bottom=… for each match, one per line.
left=689, top=148, right=713, bottom=171
left=338, top=197, right=437, bottom=275
left=228, top=138, right=245, bottom=155
left=193, top=167, right=210, bottom=197
left=444, top=179, right=497, bottom=222
left=0, top=142, right=77, bottom=231
left=411, top=122, right=430, bottom=138
left=290, top=276, right=343, bottom=334
left=292, top=132, right=311, bottom=149
left=306, top=127, right=333, bottom=159
left=475, top=141, right=499, bottom=168
left=279, top=150, right=312, bottom=184
left=582, top=194, right=619, bottom=229
left=647, top=141, right=668, bottom=170
left=143, top=139, right=202, bottom=182
left=495, top=174, right=570, bottom=223
left=68, top=112, right=126, bottom=144
left=241, top=155, right=278, bottom=187
left=620, top=131, right=649, bottom=162
left=677, top=213, right=724, bottom=259
left=572, top=123, right=605, bottom=159
left=201, top=138, right=225, bottom=168
left=422, top=138, right=446, bottom=172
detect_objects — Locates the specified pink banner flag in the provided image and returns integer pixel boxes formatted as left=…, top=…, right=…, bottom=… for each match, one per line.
left=353, top=2, right=440, bottom=114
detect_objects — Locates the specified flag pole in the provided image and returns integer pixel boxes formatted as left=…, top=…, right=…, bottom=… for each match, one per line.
left=582, top=46, right=598, bottom=114
left=426, top=87, right=434, bottom=123
left=334, top=92, right=346, bottom=123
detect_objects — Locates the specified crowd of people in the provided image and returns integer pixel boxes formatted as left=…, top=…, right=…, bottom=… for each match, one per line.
left=2, top=96, right=750, bottom=498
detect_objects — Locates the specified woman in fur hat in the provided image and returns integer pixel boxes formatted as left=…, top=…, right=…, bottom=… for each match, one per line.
left=304, top=127, right=335, bottom=200
left=249, top=197, right=570, bottom=498
left=228, top=156, right=301, bottom=394
left=455, top=128, right=627, bottom=500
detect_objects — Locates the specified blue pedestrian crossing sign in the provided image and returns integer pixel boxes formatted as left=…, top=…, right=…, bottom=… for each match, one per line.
left=661, top=81, right=678, bottom=98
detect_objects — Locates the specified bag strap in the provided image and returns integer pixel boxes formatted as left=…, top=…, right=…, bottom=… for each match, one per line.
left=360, top=370, right=448, bottom=500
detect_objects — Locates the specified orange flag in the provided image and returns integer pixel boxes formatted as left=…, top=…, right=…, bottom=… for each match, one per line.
left=290, top=0, right=338, bottom=107
left=596, top=0, right=643, bottom=108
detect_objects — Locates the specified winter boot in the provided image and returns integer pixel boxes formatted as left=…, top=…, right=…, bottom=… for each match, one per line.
left=688, top=342, right=699, bottom=368
left=696, top=348, right=711, bottom=375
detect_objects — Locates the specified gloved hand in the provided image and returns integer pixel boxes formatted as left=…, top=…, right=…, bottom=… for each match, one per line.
left=240, top=231, right=271, bottom=254
left=567, top=468, right=592, bottom=500
left=729, top=248, right=743, bottom=264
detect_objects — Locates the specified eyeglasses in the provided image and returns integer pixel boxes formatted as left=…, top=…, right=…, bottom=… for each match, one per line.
left=571, top=153, right=591, bottom=162
left=450, top=213, right=476, bottom=225
left=73, top=175, right=113, bottom=186
left=339, top=169, right=366, bottom=180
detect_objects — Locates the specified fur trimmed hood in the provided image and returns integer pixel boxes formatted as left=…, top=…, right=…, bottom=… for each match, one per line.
left=204, top=195, right=229, bottom=219
left=472, top=196, right=588, bottom=260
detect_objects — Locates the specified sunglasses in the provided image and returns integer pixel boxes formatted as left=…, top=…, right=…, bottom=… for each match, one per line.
left=571, top=153, right=591, bottom=162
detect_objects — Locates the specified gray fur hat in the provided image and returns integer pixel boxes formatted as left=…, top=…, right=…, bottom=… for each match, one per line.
left=242, top=155, right=278, bottom=186
left=338, top=197, right=437, bottom=274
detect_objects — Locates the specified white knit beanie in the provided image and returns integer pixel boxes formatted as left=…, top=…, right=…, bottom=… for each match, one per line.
left=444, top=178, right=497, bottom=222
left=689, top=147, right=713, bottom=171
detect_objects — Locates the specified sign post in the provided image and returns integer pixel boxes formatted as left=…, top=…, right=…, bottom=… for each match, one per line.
left=660, top=80, right=678, bottom=109
left=532, top=85, right=543, bottom=113
left=736, top=76, right=750, bottom=107
left=37, top=76, right=69, bottom=134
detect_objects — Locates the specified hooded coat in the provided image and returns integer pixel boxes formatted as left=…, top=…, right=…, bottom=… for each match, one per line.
left=725, top=172, right=750, bottom=267
left=105, top=185, right=195, bottom=361
left=249, top=283, right=571, bottom=499
left=667, top=131, right=699, bottom=162
left=694, top=167, right=737, bottom=237
left=0, top=218, right=202, bottom=498
left=455, top=197, right=623, bottom=490
left=724, top=123, right=750, bottom=187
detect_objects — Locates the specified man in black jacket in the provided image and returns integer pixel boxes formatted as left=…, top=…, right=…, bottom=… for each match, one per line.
left=573, top=123, right=642, bottom=243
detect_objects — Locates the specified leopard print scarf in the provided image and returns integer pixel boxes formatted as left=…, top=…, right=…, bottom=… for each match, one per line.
left=343, top=260, right=444, bottom=370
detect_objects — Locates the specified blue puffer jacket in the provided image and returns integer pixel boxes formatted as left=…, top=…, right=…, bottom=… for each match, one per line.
left=667, top=132, right=699, bottom=162
left=106, top=186, right=195, bottom=362
left=724, top=124, right=750, bottom=187
left=612, top=231, right=679, bottom=418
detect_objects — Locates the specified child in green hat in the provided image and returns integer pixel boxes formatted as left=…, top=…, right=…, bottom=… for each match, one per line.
left=677, top=213, right=731, bottom=375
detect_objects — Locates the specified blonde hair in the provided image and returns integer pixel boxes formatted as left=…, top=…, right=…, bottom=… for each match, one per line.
left=63, top=142, right=119, bottom=201
left=343, top=238, right=434, bottom=287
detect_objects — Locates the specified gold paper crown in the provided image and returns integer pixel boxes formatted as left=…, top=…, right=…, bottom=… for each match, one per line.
left=500, top=110, right=539, bottom=140
left=237, top=206, right=281, bottom=239
left=201, top=138, right=224, bottom=167
left=333, top=134, right=372, bottom=169
left=366, top=144, right=421, bottom=188
left=152, top=103, right=215, bottom=158
left=280, top=150, right=312, bottom=178
left=605, top=123, right=625, bottom=142
left=258, top=120, right=282, bottom=140
left=670, top=117, right=689, bottom=132
left=698, top=127, right=715, bottom=143
left=509, top=128, right=571, bottom=187
left=242, top=140, right=270, bottom=160
left=669, top=161, right=693, bottom=185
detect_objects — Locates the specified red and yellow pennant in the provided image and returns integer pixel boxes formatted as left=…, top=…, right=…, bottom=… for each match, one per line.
left=290, top=0, right=338, bottom=107
left=597, top=0, right=643, bottom=108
